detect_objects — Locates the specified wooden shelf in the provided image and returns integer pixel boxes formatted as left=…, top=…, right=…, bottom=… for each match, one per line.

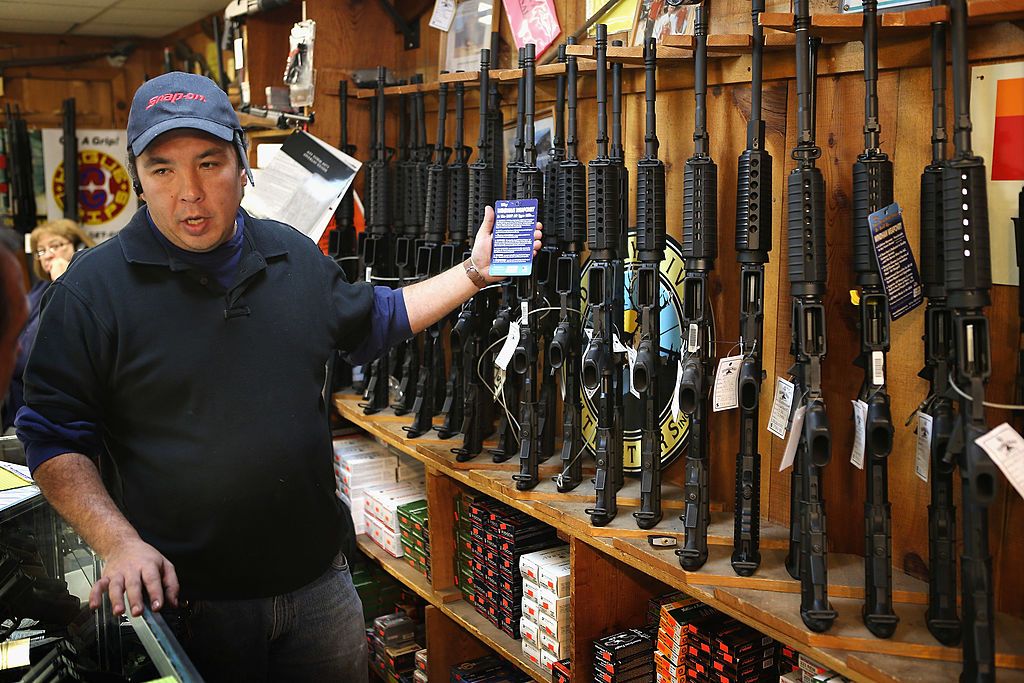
left=355, top=534, right=549, bottom=682
left=336, top=393, right=1024, bottom=683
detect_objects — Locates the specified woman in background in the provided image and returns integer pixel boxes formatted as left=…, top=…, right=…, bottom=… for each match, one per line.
left=1, top=220, right=95, bottom=434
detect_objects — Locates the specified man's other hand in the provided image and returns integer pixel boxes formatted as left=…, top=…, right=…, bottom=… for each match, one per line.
left=470, top=206, right=544, bottom=284
left=90, top=538, right=180, bottom=616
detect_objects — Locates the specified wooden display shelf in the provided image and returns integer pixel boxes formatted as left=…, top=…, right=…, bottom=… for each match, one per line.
left=355, top=534, right=549, bottom=682
left=336, top=393, right=1024, bottom=682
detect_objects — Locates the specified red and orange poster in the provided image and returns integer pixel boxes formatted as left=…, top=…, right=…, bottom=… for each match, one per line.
left=970, top=61, right=1024, bottom=285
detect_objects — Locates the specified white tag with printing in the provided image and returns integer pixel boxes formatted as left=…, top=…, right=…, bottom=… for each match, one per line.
left=626, top=347, right=640, bottom=398
left=779, top=404, right=806, bottom=472
left=871, top=351, right=885, bottom=386
left=494, top=325, right=520, bottom=371
left=975, top=422, right=1024, bottom=499
left=712, top=355, right=743, bottom=412
left=850, top=399, right=868, bottom=470
left=670, top=360, right=684, bottom=421
left=915, top=412, right=933, bottom=483
left=767, top=377, right=796, bottom=439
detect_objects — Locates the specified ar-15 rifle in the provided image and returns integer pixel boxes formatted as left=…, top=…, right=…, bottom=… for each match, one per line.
left=512, top=44, right=545, bottom=490
left=361, top=67, right=395, bottom=415
left=730, top=0, right=772, bottom=576
left=453, top=48, right=500, bottom=461
left=328, top=81, right=359, bottom=281
left=534, top=46, right=567, bottom=467
left=437, top=78, right=473, bottom=439
left=550, top=39, right=587, bottom=492
left=918, top=0, right=959, bottom=646
left=62, top=98, right=78, bottom=222
left=945, top=0, right=996, bottom=676
left=405, top=81, right=452, bottom=438
left=489, top=48, right=528, bottom=463
left=394, top=84, right=430, bottom=416
left=583, top=25, right=627, bottom=526
left=784, top=2, right=836, bottom=632
left=676, top=1, right=717, bottom=570
left=632, top=38, right=667, bottom=530
left=5, top=105, right=36, bottom=234
left=853, top=0, right=899, bottom=639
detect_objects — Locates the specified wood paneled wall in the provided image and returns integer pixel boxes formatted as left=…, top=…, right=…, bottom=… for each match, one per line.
left=311, top=0, right=1024, bottom=617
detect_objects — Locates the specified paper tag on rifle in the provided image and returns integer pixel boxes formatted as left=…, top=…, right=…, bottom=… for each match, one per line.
left=850, top=399, right=868, bottom=470
left=975, top=422, right=1024, bottom=499
left=233, top=37, right=245, bottom=70
left=0, top=638, right=30, bottom=670
left=869, top=202, right=923, bottom=320
left=559, top=365, right=567, bottom=400
left=767, top=377, right=796, bottom=439
left=671, top=359, right=684, bottom=421
left=686, top=323, right=699, bottom=353
left=915, top=411, right=933, bottom=483
left=365, top=266, right=372, bottom=283
left=612, top=334, right=628, bottom=354
left=779, top=404, right=807, bottom=472
left=626, top=347, right=640, bottom=398
left=494, top=325, right=519, bottom=371
left=428, top=0, right=456, bottom=31
left=492, top=367, right=505, bottom=400
left=712, top=355, right=743, bottom=412
left=871, top=351, right=885, bottom=386
left=520, top=301, right=529, bottom=324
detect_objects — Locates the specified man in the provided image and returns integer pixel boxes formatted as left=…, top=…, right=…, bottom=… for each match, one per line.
left=16, top=72, right=541, bottom=681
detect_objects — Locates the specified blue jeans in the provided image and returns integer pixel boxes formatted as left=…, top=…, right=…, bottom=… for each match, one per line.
left=167, top=552, right=368, bottom=682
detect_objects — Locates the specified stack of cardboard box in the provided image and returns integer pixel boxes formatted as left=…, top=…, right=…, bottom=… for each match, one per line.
left=518, top=546, right=570, bottom=672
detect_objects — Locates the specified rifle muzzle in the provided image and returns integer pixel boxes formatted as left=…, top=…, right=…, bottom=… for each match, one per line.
left=803, top=401, right=831, bottom=467
left=678, top=359, right=702, bottom=414
left=549, top=322, right=571, bottom=369
left=633, top=341, right=656, bottom=394
left=582, top=341, right=605, bottom=391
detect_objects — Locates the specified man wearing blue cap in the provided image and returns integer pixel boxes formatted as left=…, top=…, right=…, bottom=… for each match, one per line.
left=16, top=72, right=541, bottom=681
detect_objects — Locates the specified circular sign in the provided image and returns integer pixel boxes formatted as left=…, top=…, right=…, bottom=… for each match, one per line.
left=580, top=230, right=690, bottom=473
left=52, top=150, right=131, bottom=226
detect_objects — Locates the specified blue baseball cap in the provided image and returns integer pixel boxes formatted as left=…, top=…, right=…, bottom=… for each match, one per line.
left=127, top=71, right=253, bottom=185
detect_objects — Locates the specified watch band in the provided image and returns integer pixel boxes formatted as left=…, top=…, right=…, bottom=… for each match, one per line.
left=463, top=258, right=487, bottom=288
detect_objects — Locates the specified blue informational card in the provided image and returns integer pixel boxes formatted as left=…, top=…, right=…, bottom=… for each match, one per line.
left=868, top=202, right=923, bottom=320
left=490, top=199, right=538, bottom=277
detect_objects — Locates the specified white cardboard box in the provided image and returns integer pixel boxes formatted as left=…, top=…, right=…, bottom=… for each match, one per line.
left=540, top=649, right=557, bottom=671
left=537, top=609, right=568, bottom=641
left=539, top=631, right=567, bottom=659
left=522, top=578, right=542, bottom=601
left=538, top=558, right=571, bottom=597
left=519, top=546, right=570, bottom=583
left=536, top=586, right=569, bottom=620
left=520, top=616, right=539, bottom=646
left=521, top=641, right=542, bottom=667
left=365, top=514, right=403, bottom=557
left=364, top=482, right=426, bottom=531
left=521, top=595, right=541, bottom=622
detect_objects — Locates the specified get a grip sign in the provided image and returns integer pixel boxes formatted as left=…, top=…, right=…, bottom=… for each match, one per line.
left=42, top=129, right=133, bottom=244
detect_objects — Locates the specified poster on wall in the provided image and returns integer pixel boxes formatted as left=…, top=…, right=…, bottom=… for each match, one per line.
left=631, top=0, right=693, bottom=46
left=41, top=129, right=133, bottom=244
left=969, top=61, right=1024, bottom=286
left=445, top=0, right=493, bottom=73
left=586, top=0, right=638, bottom=36
left=503, top=0, right=561, bottom=58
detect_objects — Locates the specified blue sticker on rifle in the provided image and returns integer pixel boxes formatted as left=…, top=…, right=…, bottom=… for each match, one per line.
left=869, top=202, right=923, bottom=320
left=490, top=199, right=538, bottom=277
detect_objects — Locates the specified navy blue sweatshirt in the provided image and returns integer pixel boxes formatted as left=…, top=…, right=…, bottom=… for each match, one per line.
left=16, top=208, right=411, bottom=599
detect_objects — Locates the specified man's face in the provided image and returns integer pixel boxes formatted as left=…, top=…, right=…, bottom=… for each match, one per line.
left=138, top=129, right=246, bottom=253
left=0, top=249, right=29, bottom=392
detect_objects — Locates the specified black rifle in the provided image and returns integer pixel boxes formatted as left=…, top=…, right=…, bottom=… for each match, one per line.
left=5, top=105, right=36, bottom=234
left=550, top=38, right=587, bottom=492
left=583, top=25, right=626, bottom=527
left=512, top=44, right=545, bottom=490
left=945, top=0, right=996, bottom=677
left=488, top=33, right=506, bottom=201
left=677, top=1, right=717, bottom=570
left=405, top=81, right=452, bottom=438
left=853, top=0, right=899, bottom=639
left=535, top=46, right=567, bottom=467
left=784, top=1, right=837, bottom=631
left=731, top=0, right=772, bottom=576
left=489, top=48, right=528, bottom=463
left=633, top=38, right=667, bottom=530
left=918, top=1, right=959, bottom=646
left=437, top=78, right=473, bottom=439
left=62, top=98, right=78, bottom=221
left=361, top=67, right=395, bottom=415
left=453, top=48, right=500, bottom=461
left=328, top=80, right=359, bottom=281
left=395, top=84, right=428, bottom=416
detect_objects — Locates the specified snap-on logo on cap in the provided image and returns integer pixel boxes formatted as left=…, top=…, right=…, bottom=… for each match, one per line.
left=146, top=92, right=208, bottom=110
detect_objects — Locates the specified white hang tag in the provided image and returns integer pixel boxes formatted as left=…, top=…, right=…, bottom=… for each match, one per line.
left=493, top=367, right=505, bottom=400
left=671, top=359, right=684, bottom=421
left=233, top=37, right=245, bottom=70
left=850, top=399, right=868, bottom=470
left=612, top=334, right=628, bottom=354
left=428, top=0, right=457, bottom=31
left=365, top=266, right=373, bottom=283
left=712, top=355, right=743, bottom=412
left=975, top=422, right=1024, bottom=499
left=494, top=326, right=519, bottom=371
left=584, top=328, right=593, bottom=342
left=521, top=301, right=529, bottom=324
left=559, top=365, right=566, bottom=400
left=871, top=351, right=885, bottom=386
left=767, top=377, right=796, bottom=439
left=687, top=323, right=699, bottom=354
left=915, top=411, right=933, bottom=483
left=779, top=404, right=806, bottom=472
left=626, top=347, right=640, bottom=398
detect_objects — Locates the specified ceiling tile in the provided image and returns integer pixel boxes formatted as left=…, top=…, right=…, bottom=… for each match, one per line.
left=70, top=21, right=178, bottom=37
left=0, top=18, right=76, bottom=33
left=111, top=0, right=225, bottom=10
left=86, top=6, right=207, bottom=24
left=0, top=3, right=104, bottom=22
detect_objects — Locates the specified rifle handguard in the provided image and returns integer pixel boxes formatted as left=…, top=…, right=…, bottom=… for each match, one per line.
left=852, top=154, right=894, bottom=277
left=735, top=147, right=773, bottom=258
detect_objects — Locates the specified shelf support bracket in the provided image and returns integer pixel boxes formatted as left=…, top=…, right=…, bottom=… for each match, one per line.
left=376, top=0, right=421, bottom=50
